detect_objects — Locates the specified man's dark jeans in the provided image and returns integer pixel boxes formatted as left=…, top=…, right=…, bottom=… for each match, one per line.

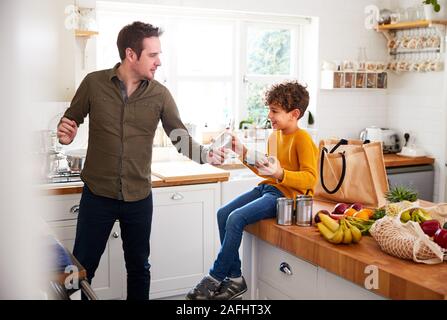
left=73, top=185, right=153, bottom=300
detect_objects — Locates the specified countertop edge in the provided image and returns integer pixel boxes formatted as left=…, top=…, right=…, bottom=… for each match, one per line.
left=42, top=176, right=229, bottom=196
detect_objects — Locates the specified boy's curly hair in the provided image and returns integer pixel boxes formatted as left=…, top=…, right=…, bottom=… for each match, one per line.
left=264, top=81, right=309, bottom=119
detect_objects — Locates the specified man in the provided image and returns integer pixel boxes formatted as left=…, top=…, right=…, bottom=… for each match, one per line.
left=57, top=21, right=225, bottom=300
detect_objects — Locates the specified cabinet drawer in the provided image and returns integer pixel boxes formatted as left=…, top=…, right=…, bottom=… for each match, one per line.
left=258, top=240, right=318, bottom=299
left=43, top=194, right=82, bottom=222
left=152, top=186, right=214, bottom=206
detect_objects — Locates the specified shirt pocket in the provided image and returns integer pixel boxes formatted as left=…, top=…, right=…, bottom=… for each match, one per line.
left=90, top=96, right=121, bottom=124
left=130, top=100, right=161, bottom=136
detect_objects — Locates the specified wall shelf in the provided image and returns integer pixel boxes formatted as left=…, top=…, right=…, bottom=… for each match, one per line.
left=376, top=20, right=447, bottom=31
left=321, top=70, right=387, bottom=90
left=75, top=30, right=99, bottom=38
left=74, top=30, right=99, bottom=69
left=375, top=20, right=445, bottom=73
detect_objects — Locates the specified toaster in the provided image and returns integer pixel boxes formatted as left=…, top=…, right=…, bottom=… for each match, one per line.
left=360, top=127, right=402, bottom=153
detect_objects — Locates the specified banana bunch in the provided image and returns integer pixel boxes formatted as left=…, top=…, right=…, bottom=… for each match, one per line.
left=400, top=207, right=431, bottom=223
left=345, top=216, right=375, bottom=235
left=316, top=213, right=362, bottom=244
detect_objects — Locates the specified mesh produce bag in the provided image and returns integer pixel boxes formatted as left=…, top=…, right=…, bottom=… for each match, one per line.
left=370, top=206, right=446, bottom=264
left=425, top=203, right=447, bottom=226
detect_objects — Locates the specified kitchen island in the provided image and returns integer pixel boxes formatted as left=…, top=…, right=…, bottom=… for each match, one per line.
left=243, top=199, right=447, bottom=300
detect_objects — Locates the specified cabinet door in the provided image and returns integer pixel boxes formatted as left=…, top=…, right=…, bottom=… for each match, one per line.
left=49, top=220, right=124, bottom=300
left=149, top=184, right=217, bottom=299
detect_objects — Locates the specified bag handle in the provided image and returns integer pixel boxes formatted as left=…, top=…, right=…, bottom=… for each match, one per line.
left=319, top=145, right=346, bottom=195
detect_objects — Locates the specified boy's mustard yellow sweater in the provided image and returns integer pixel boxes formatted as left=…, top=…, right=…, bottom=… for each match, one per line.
left=244, top=128, right=318, bottom=199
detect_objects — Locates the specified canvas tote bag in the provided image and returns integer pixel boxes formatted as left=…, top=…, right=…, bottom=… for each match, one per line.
left=314, top=138, right=389, bottom=208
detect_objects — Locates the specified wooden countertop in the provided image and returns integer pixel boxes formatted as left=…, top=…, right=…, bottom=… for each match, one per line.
left=383, top=154, right=435, bottom=168
left=43, top=161, right=230, bottom=196
left=218, top=154, right=435, bottom=170
left=245, top=200, right=447, bottom=300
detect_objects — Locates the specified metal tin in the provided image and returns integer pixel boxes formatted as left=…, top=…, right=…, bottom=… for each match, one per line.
left=276, top=198, right=294, bottom=225
left=295, top=195, right=313, bottom=226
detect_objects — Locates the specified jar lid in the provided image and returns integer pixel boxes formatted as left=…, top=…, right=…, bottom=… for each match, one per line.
left=296, top=195, right=312, bottom=199
left=277, top=197, right=294, bottom=203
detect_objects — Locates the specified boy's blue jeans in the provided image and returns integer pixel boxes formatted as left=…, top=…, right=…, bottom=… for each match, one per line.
left=209, top=184, right=284, bottom=281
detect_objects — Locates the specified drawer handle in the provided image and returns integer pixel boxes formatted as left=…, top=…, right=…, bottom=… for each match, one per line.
left=279, top=262, right=293, bottom=275
left=112, top=232, right=120, bottom=239
left=171, top=192, right=184, bottom=201
left=70, top=205, right=80, bottom=215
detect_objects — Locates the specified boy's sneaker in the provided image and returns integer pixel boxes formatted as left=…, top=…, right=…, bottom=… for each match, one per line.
left=213, top=276, right=247, bottom=300
left=185, top=275, right=221, bottom=300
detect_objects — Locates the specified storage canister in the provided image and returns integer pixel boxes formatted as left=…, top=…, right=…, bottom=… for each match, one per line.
left=295, top=195, right=313, bottom=226
left=276, top=198, right=294, bottom=225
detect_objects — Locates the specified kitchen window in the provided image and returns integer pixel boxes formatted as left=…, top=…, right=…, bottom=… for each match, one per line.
left=96, top=2, right=309, bottom=130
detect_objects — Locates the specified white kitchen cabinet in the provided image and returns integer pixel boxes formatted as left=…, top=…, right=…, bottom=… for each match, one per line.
left=45, top=181, right=221, bottom=300
left=243, top=235, right=385, bottom=300
left=149, top=183, right=220, bottom=299
left=49, top=219, right=125, bottom=300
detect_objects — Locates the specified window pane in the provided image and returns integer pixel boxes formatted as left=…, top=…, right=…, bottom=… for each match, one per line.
left=247, top=27, right=291, bottom=75
left=177, top=81, right=232, bottom=126
left=177, top=21, right=233, bottom=76
left=247, top=82, right=269, bottom=124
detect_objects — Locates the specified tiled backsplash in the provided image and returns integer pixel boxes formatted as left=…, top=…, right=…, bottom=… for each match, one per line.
left=316, top=90, right=388, bottom=141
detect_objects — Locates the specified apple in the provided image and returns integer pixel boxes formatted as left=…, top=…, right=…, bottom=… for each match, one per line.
left=434, top=229, right=447, bottom=249
left=333, top=203, right=349, bottom=215
left=329, top=212, right=345, bottom=220
left=350, top=203, right=363, bottom=211
left=314, top=210, right=330, bottom=224
left=420, top=220, right=441, bottom=237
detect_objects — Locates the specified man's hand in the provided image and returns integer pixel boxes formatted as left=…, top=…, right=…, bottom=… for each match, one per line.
left=206, top=147, right=227, bottom=165
left=57, top=117, right=78, bottom=145
left=256, top=156, right=284, bottom=181
left=230, top=133, right=247, bottom=158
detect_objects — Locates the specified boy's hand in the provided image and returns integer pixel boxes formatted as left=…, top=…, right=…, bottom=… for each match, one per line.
left=230, top=133, right=247, bottom=158
left=256, top=156, right=284, bottom=181
left=57, top=117, right=78, bottom=145
left=206, top=147, right=227, bottom=165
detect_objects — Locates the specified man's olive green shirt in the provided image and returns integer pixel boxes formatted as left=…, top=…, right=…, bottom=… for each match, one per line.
left=63, top=63, right=206, bottom=201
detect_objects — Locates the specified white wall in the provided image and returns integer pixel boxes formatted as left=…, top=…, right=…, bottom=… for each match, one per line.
left=81, top=0, right=390, bottom=140
left=385, top=0, right=447, bottom=201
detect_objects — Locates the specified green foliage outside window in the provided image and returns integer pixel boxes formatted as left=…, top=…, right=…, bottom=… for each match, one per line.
left=246, top=29, right=291, bottom=122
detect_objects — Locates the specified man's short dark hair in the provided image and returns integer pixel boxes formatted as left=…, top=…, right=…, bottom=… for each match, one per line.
left=264, top=81, right=309, bottom=118
left=117, top=21, right=163, bottom=60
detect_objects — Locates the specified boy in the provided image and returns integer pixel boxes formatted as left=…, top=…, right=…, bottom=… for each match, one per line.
left=186, top=80, right=318, bottom=300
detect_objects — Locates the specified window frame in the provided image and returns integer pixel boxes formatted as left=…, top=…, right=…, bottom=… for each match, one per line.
left=238, top=21, right=303, bottom=123
left=96, top=1, right=310, bottom=129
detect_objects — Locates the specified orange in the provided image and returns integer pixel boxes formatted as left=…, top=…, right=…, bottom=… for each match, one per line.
left=354, top=209, right=370, bottom=220
left=363, top=208, right=375, bottom=219
left=343, top=208, right=357, bottom=217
